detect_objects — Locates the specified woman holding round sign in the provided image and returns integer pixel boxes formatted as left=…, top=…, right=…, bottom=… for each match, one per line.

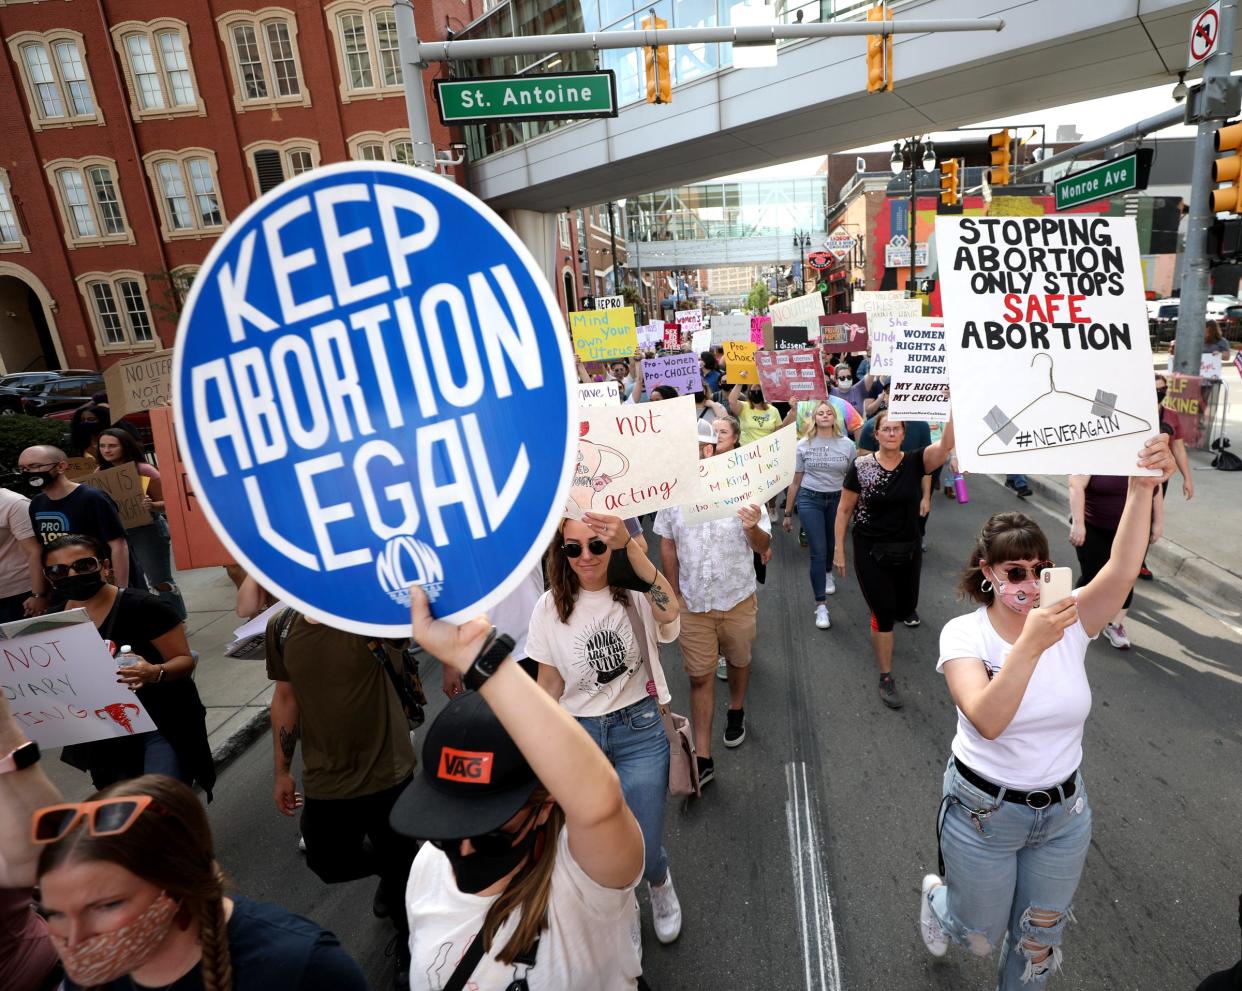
left=529, top=511, right=684, bottom=945
left=918, top=435, right=1173, bottom=989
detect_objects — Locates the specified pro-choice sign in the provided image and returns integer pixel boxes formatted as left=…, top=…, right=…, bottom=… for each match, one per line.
left=174, top=162, right=576, bottom=636
left=434, top=70, right=618, bottom=124
left=1054, top=150, right=1153, bottom=210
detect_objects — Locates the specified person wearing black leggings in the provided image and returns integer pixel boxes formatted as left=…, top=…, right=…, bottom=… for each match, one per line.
left=835, top=410, right=954, bottom=710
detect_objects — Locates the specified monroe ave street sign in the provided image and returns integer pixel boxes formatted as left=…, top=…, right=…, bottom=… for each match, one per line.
left=434, top=71, right=618, bottom=124
left=1054, top=149, right=1153, bottom=210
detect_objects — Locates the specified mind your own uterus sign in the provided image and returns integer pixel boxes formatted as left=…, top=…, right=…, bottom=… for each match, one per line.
left=936, top=215, right=1159, bottom=476
left=174, top=163, right=576, bottom=635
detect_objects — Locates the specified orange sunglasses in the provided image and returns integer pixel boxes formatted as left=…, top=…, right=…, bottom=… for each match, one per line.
left=31, top=795, right=158, bottom=845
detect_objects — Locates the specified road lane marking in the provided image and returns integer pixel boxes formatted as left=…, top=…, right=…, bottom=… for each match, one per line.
left=786, top=761, right=843, bottom=991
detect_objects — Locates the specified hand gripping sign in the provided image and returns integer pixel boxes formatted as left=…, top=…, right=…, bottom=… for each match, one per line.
left=174, top=163, right=576, bottom=635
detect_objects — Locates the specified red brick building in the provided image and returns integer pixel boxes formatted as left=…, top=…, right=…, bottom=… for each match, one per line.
left=0, top=0, right=608, bottom=375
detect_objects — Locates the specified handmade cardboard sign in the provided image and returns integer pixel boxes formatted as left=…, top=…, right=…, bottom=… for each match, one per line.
left=570, top=306, right=638, bottom=361
left=818, top=313, right=869, bottom=354
left=149, top=406, right=231, bottom=570
left=773, top=325, right=809, bottom=351
left=888, top=318, right=949, bottom=422
left=77, top=462, right=153, bottom=529
left=723, top=340, right=758, bottom=383
left=710, top=314, right=750, bottom=345
left=1200, top=351, right=1223, bottom=380
left=577, top=381, right=621, bottom=408
left=637, top=321, right=665, bottom=350
left=756, top=348, right=827, bottom=401
left=936, top=215, right=1158, bottom=475
left=103, top=349, right=174, bottom=419
left=1162, top=374, right=1203, bottom=447
left=566, top=394, right=700, bottom=520
left=683, top=424, right=796, bottom=524
left=675, top=308, right=703, bottom=335
left=768, top=292, right=824, bottom=340
left=0, top=610, right=157, bottom=748
left=750, top=315, right=771, bottom=347
left=642, top=353, right=701, bottom=396
left=861, top=302, right=922, bottom=376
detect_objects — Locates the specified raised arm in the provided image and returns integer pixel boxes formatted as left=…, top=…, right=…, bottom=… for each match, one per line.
left=582, top=512, right=678, bottom=624
left=923, top=416, right=955, bottom=473
left=410, top=588, right=643, bottom=890
left=728, top=383, right=744, bottom=415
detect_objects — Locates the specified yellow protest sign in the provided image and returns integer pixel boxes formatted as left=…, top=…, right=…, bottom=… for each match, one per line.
left=569, top=307, right=637, bottom=362
left=723, top=340, right=758, bottom=383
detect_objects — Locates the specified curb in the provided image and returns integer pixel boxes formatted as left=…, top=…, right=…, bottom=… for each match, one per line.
left=209, top=705, right=270, bottom=774
left=981, top=474, right=1242, bottom=618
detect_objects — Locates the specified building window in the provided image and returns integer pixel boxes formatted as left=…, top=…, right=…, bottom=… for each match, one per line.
left=44, top=158, right=132, bottom=248
left=111, top=19, right=204, bottom=120
left=325, top=1, right=403, bottom=101
left=0, top=170, right=27, bottom=253
left=217, top=8, right=309, bottom=112
left=244, top=139, right=321, bottom=196
left=347, top=130, right=414, bottom=164
left=559, top=213, right=570, bottom=249
left=142, top=150, right=225, bottom=240
left=8, top=31, right=102, bottom=130
left=78, top=272, right=157, bottom=351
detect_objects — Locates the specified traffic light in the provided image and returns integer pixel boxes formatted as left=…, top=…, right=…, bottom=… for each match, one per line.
left=642, top=15, right=671, bottom=104
left=1212, top=120, right=1242, bottom=213
left=939, top=158, right=960, bottom=206
left=988, top=129, right=1011, bottom=186
left=866, top=4, right=893, bottom=93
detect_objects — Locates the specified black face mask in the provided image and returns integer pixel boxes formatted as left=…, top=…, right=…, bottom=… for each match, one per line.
left=1156, top=388, right=1167, bottom=402
left=443, top=824, right=539, bottom=894
left=52, top=572, right=106, bottom=601
left=24, top=470, right=57, bottom=492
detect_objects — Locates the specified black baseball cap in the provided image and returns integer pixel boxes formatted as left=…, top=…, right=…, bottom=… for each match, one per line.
left=389, top=691, right=539, bottom=841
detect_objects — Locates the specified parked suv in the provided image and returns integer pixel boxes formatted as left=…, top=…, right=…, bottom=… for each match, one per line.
left=19, top=375, right=106, bottom=416
left=0, top=370, right=99, bottom=414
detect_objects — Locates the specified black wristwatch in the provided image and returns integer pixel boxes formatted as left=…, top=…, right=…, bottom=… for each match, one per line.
left=464, top=629, right=517, bottom=691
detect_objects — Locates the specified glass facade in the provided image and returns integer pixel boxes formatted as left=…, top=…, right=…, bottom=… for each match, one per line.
left=625, top=177, right=827, bottom=241
left=455, top=0, right=878, bottom=162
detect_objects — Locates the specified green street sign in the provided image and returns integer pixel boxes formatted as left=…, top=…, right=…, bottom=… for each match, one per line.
left=1054, top=150, right=1153, bottom=210
left=434, top=71, right=618, bottom=125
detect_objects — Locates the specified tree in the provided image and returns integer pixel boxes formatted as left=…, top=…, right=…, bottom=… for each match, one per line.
left=745, top=279, right=769, bottom=314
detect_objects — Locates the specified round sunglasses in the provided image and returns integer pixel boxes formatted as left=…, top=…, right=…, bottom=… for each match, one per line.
left=562, top=538, right=608, bottom=558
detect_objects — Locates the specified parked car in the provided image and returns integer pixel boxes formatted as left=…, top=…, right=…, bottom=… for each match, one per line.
left=19, top=375, right=105, bottom=417
left=0, top=369, right=98, bottom=413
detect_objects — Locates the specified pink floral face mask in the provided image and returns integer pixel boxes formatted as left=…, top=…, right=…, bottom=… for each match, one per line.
left=54, top=891, right=179, bottom=986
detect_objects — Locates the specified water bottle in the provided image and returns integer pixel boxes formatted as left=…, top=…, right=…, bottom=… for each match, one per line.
left=117, top=645, right=136, bottom=668
left=953, top=472, right=970, bottom=505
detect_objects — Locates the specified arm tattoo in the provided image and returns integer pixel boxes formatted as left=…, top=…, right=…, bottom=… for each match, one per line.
left=279, top=724, right=298, bottom=765
left=649, top=584, right=670, bottom=610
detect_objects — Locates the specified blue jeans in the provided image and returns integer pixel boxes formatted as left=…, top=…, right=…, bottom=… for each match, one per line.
left=931, top=758, right=1092, bottom=989
left=577, top=695, right=670, bottom=885
left=128, top=516, right=186, bottom=620
left=797, top=488, right=840, bottom=603
left=142, top=731, right=190, bottom=784
left=1006, top=474, right=1030, bottom=488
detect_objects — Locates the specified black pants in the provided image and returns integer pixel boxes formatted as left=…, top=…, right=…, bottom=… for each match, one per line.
left=853, top=535, right=921, bottom=633
left=301, top=776, right=418, bottom=935
left=1074, top=521, right=1134, bottom=610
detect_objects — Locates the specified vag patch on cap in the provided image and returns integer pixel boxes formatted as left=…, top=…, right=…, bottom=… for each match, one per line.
left=438, top=747, right=494, bottom=784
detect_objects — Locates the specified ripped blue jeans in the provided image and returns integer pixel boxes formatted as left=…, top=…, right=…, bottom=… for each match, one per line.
left=930, top=757, right=1092, bottom=989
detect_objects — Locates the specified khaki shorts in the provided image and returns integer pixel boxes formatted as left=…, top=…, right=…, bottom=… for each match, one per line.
left=679, top=593, right=758, bottom=679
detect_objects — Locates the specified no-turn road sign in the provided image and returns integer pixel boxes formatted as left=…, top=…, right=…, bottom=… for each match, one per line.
left=1189, top=2, right=1221, bottom=67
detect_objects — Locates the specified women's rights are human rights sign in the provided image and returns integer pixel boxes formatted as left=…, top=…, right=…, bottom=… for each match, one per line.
left=174, top=163, right=576, bottom=636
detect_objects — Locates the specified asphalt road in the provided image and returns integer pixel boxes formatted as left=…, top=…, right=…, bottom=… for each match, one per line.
left=193, top=477, right=1241, bottom=990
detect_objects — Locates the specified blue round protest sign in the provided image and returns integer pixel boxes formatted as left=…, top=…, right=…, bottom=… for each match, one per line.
left=174, top=163, right=575, bottom=635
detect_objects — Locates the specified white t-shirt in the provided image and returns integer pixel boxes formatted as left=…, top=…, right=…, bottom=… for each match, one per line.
left=526, top=588, right=675, bottom=717
left=405, top=828, right=642, bottom=991
left=937, top=604, right=1094, bottom=790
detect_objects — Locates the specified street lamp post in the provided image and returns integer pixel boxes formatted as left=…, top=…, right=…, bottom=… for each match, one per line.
left=793, top=230, right=811, bottom=294
left=891, top=137, right=937, bottom=297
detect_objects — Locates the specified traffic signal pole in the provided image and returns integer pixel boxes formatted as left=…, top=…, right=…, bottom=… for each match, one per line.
left=1176, top=0, right=1238, bottom=377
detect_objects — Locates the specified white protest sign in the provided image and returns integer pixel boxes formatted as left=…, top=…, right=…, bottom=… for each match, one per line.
left=889, top=318, right=949, bottom=422
left=577, top=381, right=621, bottom=407
left=691, top=328, right=711, bottom=354
left=768, top=292, right=824, bottom=340
left=936, top=215, right=1159, bottom=475
left=637, top=321, right=665, bottom=350
left=0, top=610, right=157, bottom=748
left=683, top=424, right=796, bottom=524
left=1200, top=351, right=1223, bottom=379
left=675, top=308, right=703, bottom=334
left=857, top=296, right=921, bottom=375
left=710, top=314, right=751, bottom=345
left=567, top=394, right=700, bottom=520
left=596, top=294, right=625, bottom=309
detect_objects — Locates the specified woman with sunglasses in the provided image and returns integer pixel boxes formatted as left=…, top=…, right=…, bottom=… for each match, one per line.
left=528, top=510, right=682, bottom=945
left=95, top=428, right=185, bottom=621
left=33, top=775, right=368, bottom=990
left=42, top=535, right=214, bottom=799
left=918, top=436, right=1173, bottom=989
left=395, top=586, right=646, bottom=989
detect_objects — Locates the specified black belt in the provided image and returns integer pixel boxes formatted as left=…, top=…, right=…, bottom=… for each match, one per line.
left=954, top=757, right=1077, bottom=811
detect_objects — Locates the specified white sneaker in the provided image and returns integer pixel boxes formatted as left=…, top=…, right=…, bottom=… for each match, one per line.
left=716, top=655, right=728, bottom=681
left=649, top=871, right=682, bottom=943
left=1102, top=623, right=1131, bottom=650
left=824, top=572, right=836, bottom=595
left=919, top=874, right=948, bottom=957
left=814, top=604, right=830, bottom=629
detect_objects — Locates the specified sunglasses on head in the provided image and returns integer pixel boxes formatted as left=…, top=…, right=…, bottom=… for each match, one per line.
left=32, top=796, right=159, bottom=844
left=427, top=805, right=541, bottom=855
left=562, top=538, right=608, bottom=558
left=43, top=557, right=102, bottom=581
left=993, top=562, right=1054, bottom=584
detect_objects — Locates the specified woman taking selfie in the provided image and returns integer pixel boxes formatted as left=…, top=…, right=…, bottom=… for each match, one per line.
left=34, top=774, right=368, bottom=990
left=918, top=436, right=1173, bottom=989
left=395, top=587, right=646, bottom=989
left=530, top=511, right=683, bottom=944
left=42, top=535, right=214, bottom=798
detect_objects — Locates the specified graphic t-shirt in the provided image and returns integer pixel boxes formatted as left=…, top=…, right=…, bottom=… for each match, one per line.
left=842, top=449, right=928, bottom=543
left=795, top=435, right=855, bottom=493
left=738, top=402, right=781, bottom=445
left=27, top=485, right=148, bottom=591
left=526, top=589, right=674, bottom=717
left=405, top=828, right=642, bottom=991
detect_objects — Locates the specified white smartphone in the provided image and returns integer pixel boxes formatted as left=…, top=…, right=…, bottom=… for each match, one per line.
left=1039, top=567, right=1074, bottom=608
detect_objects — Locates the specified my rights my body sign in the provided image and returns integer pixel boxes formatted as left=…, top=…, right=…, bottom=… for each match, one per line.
left=936, top=215, right=1158, bottom=475
left=174, top=163, right=576, bottom=635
